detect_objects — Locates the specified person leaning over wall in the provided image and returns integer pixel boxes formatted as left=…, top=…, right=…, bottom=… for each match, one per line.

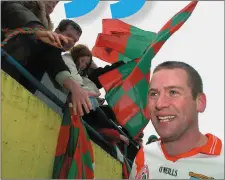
left=1, top=1, right=97, bottom=115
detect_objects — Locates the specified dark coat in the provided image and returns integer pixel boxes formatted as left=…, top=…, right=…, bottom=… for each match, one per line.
left=88, top=61, right=125, bottom=89
left=1, top=1, right=53, bottom=31
left=1, top=1, right=70, bottom=94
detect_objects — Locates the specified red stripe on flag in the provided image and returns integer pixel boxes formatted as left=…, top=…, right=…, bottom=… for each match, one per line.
left=102, top=19, right=131, bottom=35
left=145, top=71, right=151, bottom=83
left=159, top=1, right=198, bottom=32
left=59, top=156, right=73, bottom=179
left=151, top=41, right=166, bottom=54
left=99, top=69, right=123, bottom=92
left=84, top=164, right=94, bottom=179
left=135, top=58, right=140, bottom=64
left=55, top=125, right=70, bottom=156
left=95, top=33, right=129, bottom=54
left=92, top=46, right=119, bottom=64
left=182, top=1, right=198, bottom=13
left=123, top=162, right=129, bottom=179
left=113, top=95, right=140, bottom=126
left=74, top=140, right=82, bottom=178
left=169, top=21, right=185, bottom=35
left=160, top=19, right=173, bottom=31
left=122, top=67, right=145, bottom=92
left=142, top=104, right=151, bottom=121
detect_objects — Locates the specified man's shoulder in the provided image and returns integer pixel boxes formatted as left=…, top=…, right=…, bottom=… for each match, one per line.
left=141, top=141, right=162, bottom=155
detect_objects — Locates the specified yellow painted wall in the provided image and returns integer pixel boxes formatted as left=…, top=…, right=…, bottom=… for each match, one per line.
left=1, top=71, right=122, bottom=179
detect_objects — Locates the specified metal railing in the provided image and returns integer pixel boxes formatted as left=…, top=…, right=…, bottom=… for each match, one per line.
left=1, top=48, right=136, bottom=166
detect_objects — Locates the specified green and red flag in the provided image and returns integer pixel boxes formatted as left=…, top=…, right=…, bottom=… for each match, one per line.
left=92, top=46, right=132, bottom=64
left=93, top=33, right=155, bottom=61
left=92, top=20, right=156, bottom=64
left=93, top=1, right=198, bottom=138
left=52, top=97, right=94, bottom=179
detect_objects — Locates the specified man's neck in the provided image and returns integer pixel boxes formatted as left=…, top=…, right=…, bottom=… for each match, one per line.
left=162, top=128, right=208, bottom=156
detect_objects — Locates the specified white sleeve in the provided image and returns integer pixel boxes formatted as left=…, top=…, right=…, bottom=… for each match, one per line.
left=62, top=54, right=84, bottom=86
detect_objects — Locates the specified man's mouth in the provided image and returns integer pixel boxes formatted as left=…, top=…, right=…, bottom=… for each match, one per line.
left=157, top=115, right=176, bottom=122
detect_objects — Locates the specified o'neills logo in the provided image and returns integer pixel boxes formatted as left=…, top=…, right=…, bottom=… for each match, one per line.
left=135, top=165, right=149, bottom=179
left=159, top=166, right=178, bottom=177
left=189, top=172, right=214, bottom=179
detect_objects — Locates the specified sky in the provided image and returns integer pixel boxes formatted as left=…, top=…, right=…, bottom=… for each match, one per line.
left=50, top=1, right=224, bottom=143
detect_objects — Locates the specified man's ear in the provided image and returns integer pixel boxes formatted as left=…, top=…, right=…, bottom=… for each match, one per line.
left=196, top=93, right=206, bottom=113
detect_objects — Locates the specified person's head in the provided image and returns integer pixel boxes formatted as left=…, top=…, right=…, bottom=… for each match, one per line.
left=55, top=19, right=82, bottom=50
left=70, top=44, right=92, bottom=74
left=148, top=61, right=206, bottom=142
left=43, top=1, right=59, bottom=15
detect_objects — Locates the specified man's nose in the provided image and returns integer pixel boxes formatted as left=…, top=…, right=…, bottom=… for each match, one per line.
left=155, top=94, right=170, bottom=110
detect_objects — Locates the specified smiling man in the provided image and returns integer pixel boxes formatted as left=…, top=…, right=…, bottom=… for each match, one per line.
left=129, top=61, right=224, bottom=179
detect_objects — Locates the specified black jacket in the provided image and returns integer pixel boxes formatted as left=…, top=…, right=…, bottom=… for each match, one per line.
left=1, top=1, right=70, bottom=94
left=88, top=61, right=125, bottom=89
left=1, top=1, right=53, bottom=30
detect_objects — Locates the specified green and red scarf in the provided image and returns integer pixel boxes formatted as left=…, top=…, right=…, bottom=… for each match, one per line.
left=52, top=98, right=94, bottom=179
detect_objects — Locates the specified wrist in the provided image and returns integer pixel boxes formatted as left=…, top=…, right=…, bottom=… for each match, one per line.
left=63, top=77, right=80, bottom=92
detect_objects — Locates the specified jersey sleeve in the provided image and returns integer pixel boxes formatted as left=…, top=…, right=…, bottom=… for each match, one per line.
left=129, top=146, right=146, bottom=179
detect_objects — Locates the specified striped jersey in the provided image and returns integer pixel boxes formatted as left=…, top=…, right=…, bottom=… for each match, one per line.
left=130, top=133, right=224, bottom=179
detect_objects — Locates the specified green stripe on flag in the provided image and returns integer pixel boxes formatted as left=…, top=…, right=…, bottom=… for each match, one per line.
left=171, top=12, right=191, bottom=26
left=127, top=78, right=149, bottom=110
left=136, top=48, right=155, bottom=75
left=52, top=155, right=64, bottom=179
left=124, top=112, right=148, bottom=137
left=118, top=53, right=132, bottom=63
left=130, top=26, right=157, bottom=41
left=82, top=164, right=85, bottom=179
left=154, top=29, right=171, bottom=42
left=68, top=160, right=78, bottom=179
left=125, top=35, right=151, bottom=59
left=106, top=87, right=125, bottom=107
left=118, top=60, right=137, bottom=80
left=82, top=152, right=94, bottom=170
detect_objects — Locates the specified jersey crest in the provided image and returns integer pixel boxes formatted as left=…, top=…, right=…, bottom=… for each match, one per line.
left=135, top=165, right=149, bottom=179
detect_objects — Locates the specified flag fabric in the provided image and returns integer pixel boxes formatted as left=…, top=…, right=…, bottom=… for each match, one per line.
left=93, top=33, right=155, bottom=61
left=93, top=1, right=198, bottom=138
left=92, top=46, right=132, bottom=64
left=102, top=19, right=156, bottom=38
left=52, top=97, right=94, bottom=179
left=92, top=20, right=156, bottom=64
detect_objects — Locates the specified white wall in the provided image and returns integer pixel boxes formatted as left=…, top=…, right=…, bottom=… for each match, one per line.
left=50, top=1, right=224, bottom=142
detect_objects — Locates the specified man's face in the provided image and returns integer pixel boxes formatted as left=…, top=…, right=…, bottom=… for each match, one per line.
left=44, top=1, right=59, bottom=15
left=148, top=68, right=203, bottom=141
left=60, top=25, right=81, bottom=50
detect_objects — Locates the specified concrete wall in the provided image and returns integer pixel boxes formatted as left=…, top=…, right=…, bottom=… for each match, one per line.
left=1, top=71, right=122, bottom=179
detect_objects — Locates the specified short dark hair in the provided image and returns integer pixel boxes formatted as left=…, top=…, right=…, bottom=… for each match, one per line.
left=57, top=19, right=82, bottom=34
left=153, top=61, right=203, bottom=99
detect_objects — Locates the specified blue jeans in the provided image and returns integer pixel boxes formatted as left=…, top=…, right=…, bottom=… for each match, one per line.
left=89, top=97, right=99, bottom=111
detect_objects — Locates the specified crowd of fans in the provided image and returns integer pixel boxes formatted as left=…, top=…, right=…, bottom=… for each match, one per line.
left=1, top=1, right=145, bottom=164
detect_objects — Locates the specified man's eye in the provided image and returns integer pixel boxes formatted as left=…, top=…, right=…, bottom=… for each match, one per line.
left=170, top=90, right=178, bottom=96
left=149, top=92, right=158, bottom=97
